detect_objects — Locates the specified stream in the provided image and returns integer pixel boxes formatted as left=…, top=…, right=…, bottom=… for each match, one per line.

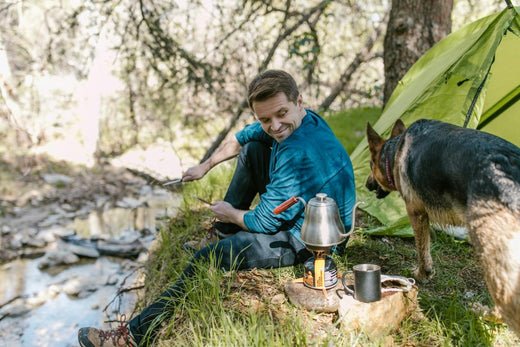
left=0, top=183, right=181, bottom=347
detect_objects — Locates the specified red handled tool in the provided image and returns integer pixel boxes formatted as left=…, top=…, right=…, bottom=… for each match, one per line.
left=273, top=196, right=301, bottom=214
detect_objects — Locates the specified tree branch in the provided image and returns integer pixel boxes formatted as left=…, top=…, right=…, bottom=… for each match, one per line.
left=318, top=18, right=386, bottom=112
left=200, top=0, right=332, bottom=162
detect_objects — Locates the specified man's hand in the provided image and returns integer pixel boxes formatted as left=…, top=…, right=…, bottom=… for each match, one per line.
left=210, top=201, right=248, bottom=230
left=182, top=161, right=211, bottom=182
left=181, top=137, right=241, bottom=182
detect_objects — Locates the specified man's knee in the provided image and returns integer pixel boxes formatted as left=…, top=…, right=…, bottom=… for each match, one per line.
left=195, top=233, right=254, bottom=271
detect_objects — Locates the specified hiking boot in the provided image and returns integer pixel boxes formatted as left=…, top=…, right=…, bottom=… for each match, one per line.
left=78, top=316, right=136, bottom=347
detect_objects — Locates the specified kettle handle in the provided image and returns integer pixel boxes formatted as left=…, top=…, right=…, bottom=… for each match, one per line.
left=273, top=196, right=306, bottom=214
left=338, top=201, right=363, bottom=238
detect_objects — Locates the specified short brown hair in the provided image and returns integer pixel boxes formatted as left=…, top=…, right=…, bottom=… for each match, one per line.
left=247, top=70, right=300, bottom=111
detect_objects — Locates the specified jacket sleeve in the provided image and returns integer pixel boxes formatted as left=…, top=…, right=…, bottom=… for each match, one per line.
left=235, top=122, right=272, bottom=146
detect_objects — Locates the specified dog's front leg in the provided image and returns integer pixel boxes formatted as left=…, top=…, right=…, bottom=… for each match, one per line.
left=406, top=205, right=434, bottom=282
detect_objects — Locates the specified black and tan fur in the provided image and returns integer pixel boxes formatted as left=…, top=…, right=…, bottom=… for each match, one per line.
left=366, top=119, right=520, bottom=335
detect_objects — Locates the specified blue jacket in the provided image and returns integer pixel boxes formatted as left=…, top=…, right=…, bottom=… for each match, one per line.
left=235, top=109, right=356, bottom=242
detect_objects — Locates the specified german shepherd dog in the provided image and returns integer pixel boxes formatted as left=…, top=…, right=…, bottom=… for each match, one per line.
left=366, top=119, right=520, bottom=335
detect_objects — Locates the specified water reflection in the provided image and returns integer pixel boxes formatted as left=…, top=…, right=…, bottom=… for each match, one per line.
left=73, top=193, right=178, bottom=239
left=0, top=189, right=181, bottom=347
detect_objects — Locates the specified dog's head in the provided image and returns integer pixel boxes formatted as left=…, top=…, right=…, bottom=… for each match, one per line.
left=365, top=119, right=406, bottom=199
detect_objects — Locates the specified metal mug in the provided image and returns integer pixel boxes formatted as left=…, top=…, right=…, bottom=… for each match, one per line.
left=343, top=264, right=381, bottom=303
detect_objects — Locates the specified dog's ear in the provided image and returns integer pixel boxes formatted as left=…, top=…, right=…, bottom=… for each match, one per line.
left=366, top=122, right=383, bottom=155
left=390, top=119, right=406, bottom=138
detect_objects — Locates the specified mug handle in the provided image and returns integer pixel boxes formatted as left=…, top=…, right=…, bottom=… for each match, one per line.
left=341, top=271, right=355, bottom=295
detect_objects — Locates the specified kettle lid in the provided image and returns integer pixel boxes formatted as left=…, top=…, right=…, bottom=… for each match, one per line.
left=308, top=193, right=336, bottom=206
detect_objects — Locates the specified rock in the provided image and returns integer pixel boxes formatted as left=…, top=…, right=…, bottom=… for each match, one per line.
left=284, top=279, right=341, bottom=313
left=2, top=303, right=31, bottom=318
left=37, top=214, right=63, bottom=228
left=48, top=285, right=61, bottom=297
left=1, top=225, right=12, bottom=235
left=38, top=250, right=80, bottom=269
left=136, top=251, right=148, bottom=263
left=95, top=196, right=109, bottom=208
left=63, top=242, right=100, bottom=258
left=116, top=196, right=142, bottom=209
left=63, top=278, right=99, bottom=298
left=105, top=275, right=119, bottom=286
left=139, top=185, right=152, bottom=196
left=9, top=235, right=23, bottom=250
left=26, top=294, right=48, bottom=308
left=338, top=285, right=418, bottom=337
left=61, top=203, right=75, bottom=211
left=271, top=293, right=286, bottom=305
left=49, top=226, right=75, bottom=238
left=38, top=229, right=57, bottom=243
left=62, top=279, right=81, bottom=296
left=59, top=235, right=143, bottom=258
left=0, top=248, right=17, bottom=262
left=96, top=239, right=144, bottom=258
left=17, top=189, right=44, bottom=207
left=41, top=173, right=74, bottom=186
left=22, top=236, right=46, bottom=248
left=20, top=249, right=46, bottom=259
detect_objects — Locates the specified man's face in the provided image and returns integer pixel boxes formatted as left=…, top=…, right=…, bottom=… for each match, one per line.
left=252, top=92, right=306, bottom=143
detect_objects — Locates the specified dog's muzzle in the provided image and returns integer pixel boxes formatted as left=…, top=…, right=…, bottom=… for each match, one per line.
left=366, top=175, right=390, bottom=199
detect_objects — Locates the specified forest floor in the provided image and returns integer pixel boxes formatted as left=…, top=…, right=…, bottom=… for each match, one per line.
left=136, top=108, right=520, bottom=346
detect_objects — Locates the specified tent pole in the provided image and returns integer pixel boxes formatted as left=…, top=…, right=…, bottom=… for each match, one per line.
left=504, top=0, right=513, bottom=8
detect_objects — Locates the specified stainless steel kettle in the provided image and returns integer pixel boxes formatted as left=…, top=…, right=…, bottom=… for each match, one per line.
left=273, top=193, right=359, bottom=252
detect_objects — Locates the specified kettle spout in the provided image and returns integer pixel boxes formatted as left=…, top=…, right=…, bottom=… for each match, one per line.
left=338, top=201, right=363, bottom=238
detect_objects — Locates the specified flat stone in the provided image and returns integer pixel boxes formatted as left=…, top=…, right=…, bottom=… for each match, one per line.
left=20, top=249, right=46, bottom=259
left=338, top=285, right=418, bottom=337
left=63, top=278, right=99, bottom=297
left=284, top=279, right=342, bottom=313
left=37, top=250, right=80, bottom=269
left=48, top=226, right=75, bottom=238
left=37, top=214, right=62, bottom=228
left=23, top=237, right=46, bottom=248
left=63, top=242, right=100, bottom=258
left=41, top=173, right=73, bottom=185
left=1, top=225, right=12, bottom=235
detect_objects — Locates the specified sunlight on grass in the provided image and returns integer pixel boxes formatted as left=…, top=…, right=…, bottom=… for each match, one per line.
left=324, top=106, right=381, bottom=154
left=140, top=107, right=520, bottom=346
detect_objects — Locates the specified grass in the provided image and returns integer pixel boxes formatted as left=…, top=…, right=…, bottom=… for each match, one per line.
left=324, top=106, right=381, bottom=154
left=140, top=107, right=520, bottom=346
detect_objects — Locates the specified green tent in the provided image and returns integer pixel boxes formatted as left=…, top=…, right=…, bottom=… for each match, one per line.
left=351, top=6, right=520, bottom=236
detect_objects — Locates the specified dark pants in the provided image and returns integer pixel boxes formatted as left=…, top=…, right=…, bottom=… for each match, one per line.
left=128, top=141, right=312, bottom=344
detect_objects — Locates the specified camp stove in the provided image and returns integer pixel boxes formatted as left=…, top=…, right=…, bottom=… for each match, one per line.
left=274, top=193, right=358, bottom=290
left=303, top=252, right=337, bottom=289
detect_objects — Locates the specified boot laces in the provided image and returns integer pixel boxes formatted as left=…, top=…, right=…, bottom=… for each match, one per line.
left=99, top=314, right=134, bottom=346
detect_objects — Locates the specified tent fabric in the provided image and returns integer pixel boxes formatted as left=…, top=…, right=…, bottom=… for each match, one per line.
left=350, top=6, right=520, bottom=236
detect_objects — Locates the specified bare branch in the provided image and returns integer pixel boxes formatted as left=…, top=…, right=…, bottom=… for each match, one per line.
left=0, top=1, right=20, bottom=15
left=318, top=18, right=386, bottom=112
left=201, top=0, right=333, bottom=162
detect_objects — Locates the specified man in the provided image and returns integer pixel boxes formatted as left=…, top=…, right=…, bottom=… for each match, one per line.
left=78, top=69, right=356, bottom=346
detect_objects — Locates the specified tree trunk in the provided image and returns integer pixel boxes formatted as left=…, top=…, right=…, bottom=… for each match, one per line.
left=383, top=0, right=453, bottom=106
